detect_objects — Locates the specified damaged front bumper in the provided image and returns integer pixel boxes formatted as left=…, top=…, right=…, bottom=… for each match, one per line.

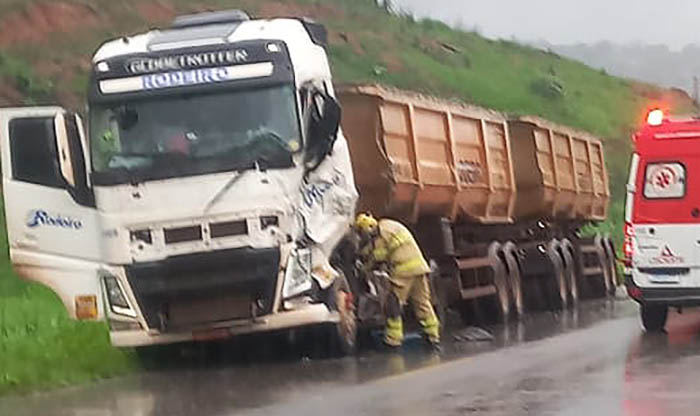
left=111, top=303, right=339, bottom=347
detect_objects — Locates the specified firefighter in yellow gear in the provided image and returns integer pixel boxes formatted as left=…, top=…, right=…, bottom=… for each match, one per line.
left=355, top=213, right=440, bottom=347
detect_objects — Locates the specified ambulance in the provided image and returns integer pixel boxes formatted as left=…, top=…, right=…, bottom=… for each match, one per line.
left=625, top=109, right=700, bottom=331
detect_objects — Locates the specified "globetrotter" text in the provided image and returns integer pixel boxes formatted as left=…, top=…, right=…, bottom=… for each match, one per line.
left=127, top=49, right=249, bottom=74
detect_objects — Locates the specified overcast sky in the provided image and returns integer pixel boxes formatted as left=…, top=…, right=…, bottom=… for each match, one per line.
left=395, top=0, right=700, bottom=49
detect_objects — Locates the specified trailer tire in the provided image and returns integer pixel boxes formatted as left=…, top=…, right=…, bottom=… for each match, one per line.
left=560, top=239, right=578, bottom=305
left=595, top=234, right=612, bottom=296
left=641, top=304, right=668, bottom=333
left=545, top=239, right=567, bottom=310
left=502, top=242, right=524, bottom=317
left=489, top=242, right=511, bottom=321
left=603, top=235, right=618, bottom=295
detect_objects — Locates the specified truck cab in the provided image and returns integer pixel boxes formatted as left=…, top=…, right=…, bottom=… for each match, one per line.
left=624, top=109, right=700, bottom=331
left=0, top=10, right=358, bottom=349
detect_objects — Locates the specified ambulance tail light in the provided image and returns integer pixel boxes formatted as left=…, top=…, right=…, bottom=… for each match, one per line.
left=647, top=109, right=664, bottom=126
left=623, top=221, right=635, bottom=267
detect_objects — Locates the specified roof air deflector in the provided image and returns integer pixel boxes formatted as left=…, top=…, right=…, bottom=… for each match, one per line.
left=171, top=10, right=251, bottom=29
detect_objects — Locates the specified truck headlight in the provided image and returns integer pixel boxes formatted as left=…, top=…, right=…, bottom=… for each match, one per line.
left=101, top=273, right=137, bottom=318
left=282, top=248, right=313, bottom=299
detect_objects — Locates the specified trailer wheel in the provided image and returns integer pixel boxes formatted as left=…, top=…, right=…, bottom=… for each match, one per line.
left=545, top=239, right=567, bottom=310
left=603, top=235, right=618, bottom=295
left=560, top=239, right=578, bottom=305
left=489, top=242, right=511, bottom=321
left=595, top=234, right=612, bottom=296
left=641, top=304, right=668, bottom=333
left=503, top=242, right=524, bottom=317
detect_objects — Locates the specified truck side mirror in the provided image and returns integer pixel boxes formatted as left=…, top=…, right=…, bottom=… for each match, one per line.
left=304, top=91, right=341, bottom=171
left=317, top=93, right=341, bottom=141
left=54, top=113, right=94, bottom=207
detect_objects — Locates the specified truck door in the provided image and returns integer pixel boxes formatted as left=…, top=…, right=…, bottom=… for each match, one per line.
left=632, top=158, right=699, bottom=286
left=0, top=107, right=102, bottom=272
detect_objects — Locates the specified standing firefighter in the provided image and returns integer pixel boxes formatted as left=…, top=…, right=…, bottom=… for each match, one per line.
left=355, top=213, right=440, bottom=348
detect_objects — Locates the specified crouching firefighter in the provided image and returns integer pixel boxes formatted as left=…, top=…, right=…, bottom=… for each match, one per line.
left=354, top=213, right=440, bottom=348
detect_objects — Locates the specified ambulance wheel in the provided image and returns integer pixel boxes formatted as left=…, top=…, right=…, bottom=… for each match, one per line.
left=641, top=304, right=668, bottom=333
left=326, top=273, right=358, bottom=356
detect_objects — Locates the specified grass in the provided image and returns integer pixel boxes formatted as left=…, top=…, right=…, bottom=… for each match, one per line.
left=0, top=0, right=695, bottom=394
left=0, top=52, right=53, bottom=105
left=0, top=204, right=135, bottom=396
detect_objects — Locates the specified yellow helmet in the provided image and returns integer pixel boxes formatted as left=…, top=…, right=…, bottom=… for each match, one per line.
left=355, top=213, right=378, bottom=233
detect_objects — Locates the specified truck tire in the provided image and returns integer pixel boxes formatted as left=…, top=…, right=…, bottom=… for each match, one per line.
left=595, top=234, right=612, bottom=297
left=560, top=239, right=578, bottom=305
left=323, top=273, right=358, bottom=356
left=603, top=235, right=618, bottom=296
left=489, top=242, right=511, bottom=321
left=502, top=242, right=524, bottom=317
left=545, top=239, right=567, bottom=310
left=641, top=304, right=668, bottom=332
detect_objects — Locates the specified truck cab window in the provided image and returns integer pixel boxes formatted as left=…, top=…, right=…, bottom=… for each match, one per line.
left=90, top=86, right=301, bottom=180
left=9, top=117, right=64, bottom=188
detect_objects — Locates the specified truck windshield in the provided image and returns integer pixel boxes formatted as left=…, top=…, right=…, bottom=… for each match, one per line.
left=89, top=85, right=300, bottom=183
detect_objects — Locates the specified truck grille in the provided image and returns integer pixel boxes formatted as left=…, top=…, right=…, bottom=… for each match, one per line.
left=125, top=247, right=280, bottom=330
left=164, top=225, right=202, bottom=244
left=210, top=220, right=248, bottom=238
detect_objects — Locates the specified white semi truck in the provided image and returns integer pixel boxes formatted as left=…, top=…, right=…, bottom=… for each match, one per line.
left=0, top=9, right=616, bottom=353
left=0, top=10, right=359, bottom=350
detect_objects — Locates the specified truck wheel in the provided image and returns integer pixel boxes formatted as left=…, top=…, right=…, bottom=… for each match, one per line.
left=503, top=242, right=524, bottom=317
left=546, top=239, right=567, bottom=310
left=560, top=240, right=578, bottom=305
left=594, top=234, right=612, bottom=297
left=489, top=242, right=510, bottom=321
left=603, top=236, right=618, bottom=296
left=641, top=304, right=668, bottom=332
left=326, top=273, right=358, bottom=356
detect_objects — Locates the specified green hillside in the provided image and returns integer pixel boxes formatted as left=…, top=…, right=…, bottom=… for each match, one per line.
left=0, top=0, right=694, bottom=393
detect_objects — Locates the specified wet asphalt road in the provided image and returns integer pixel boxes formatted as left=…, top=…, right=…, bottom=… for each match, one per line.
left=4, top=296, right=700, bottom=416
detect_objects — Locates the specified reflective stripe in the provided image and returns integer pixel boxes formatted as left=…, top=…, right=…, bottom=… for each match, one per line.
left=394, top=256, right=430, bottom=276
left=420, top=316, right=440, bottom=342
left=373, top=246, right=389, bottom=261
left=386, top=230, right=412, bottom=252
left=384, top=316, right=404, bottom=346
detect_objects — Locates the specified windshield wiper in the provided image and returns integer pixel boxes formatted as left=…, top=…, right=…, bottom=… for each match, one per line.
left=203, top=158, right=268, bottom=214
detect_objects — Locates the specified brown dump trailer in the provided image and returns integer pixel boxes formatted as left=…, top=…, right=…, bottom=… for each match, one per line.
left=338, top=84, right=515, bottom=224
left=338, top=84, right=609, bottom=225
left=508, top=116, right=609, bottom=222
left=338, top=84, right=616, bottom=321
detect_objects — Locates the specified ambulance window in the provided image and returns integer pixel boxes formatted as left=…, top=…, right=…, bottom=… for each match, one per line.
left=643, top=162, right=686, bottom=199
